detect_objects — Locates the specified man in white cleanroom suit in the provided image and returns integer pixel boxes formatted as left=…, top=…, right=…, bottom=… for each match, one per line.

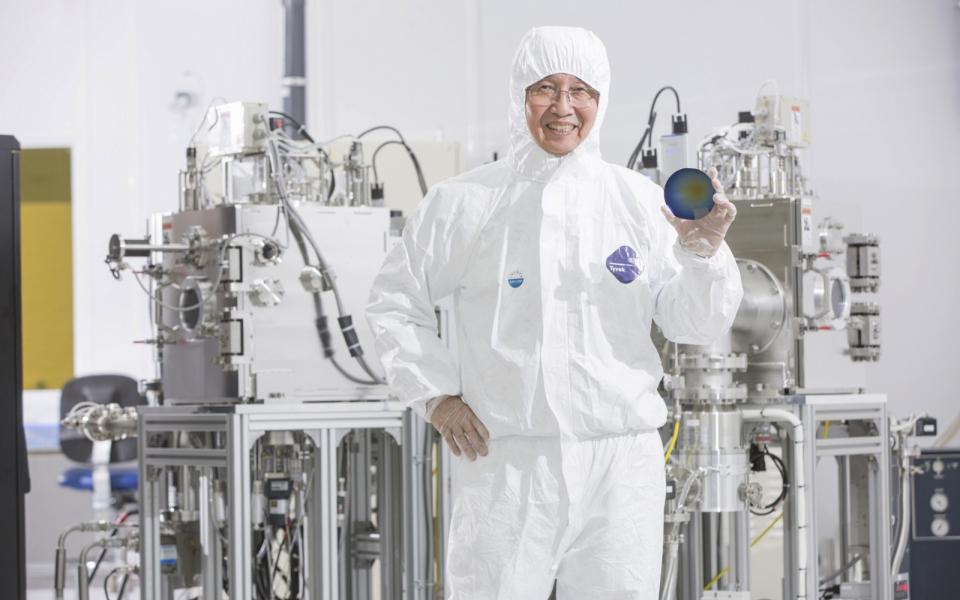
left=367, top=26, right=743, bottom=599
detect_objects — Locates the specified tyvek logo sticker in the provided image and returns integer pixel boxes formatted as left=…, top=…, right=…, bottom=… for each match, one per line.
left=507, top=270, right=524, bottom=288
left=606, top=246, right=642, bottom=284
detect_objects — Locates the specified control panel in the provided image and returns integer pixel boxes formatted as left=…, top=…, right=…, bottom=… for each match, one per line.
left=912, top=451, right=960, bottom=541
left=908, top=449, right=960, bottom=600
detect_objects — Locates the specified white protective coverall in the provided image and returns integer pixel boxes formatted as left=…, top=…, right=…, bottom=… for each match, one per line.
left=366, top=26, right=743, bottom=599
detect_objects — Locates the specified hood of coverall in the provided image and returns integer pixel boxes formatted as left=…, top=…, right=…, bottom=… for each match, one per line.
left=508, top=26, right=611, bottom=178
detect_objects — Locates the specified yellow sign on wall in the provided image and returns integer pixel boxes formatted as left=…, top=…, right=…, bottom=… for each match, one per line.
left=19, top=148, right=73, bottom=390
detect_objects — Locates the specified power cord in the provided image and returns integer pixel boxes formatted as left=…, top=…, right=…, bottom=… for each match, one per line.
left=626, top=86, right=682, bottom=169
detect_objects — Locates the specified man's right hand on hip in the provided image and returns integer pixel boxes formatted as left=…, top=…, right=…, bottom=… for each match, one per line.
left=429, top=395, right=490, bottom=461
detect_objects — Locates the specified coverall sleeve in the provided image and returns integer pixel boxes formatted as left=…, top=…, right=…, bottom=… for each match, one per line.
left=366, top=185, right=481, bottom=418
left=649, top=194, right=744, bottom=345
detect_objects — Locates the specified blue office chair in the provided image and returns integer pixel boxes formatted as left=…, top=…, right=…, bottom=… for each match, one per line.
left=58, top=375, right=145, bottom=508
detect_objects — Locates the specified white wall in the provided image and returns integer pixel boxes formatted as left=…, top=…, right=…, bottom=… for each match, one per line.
left=805, top=1, right=960, bottom=435
left=0, top=0, right=284, bottom=381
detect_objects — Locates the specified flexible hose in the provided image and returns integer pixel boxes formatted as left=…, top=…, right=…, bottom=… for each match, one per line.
left=891, top=448, right=912, bottom=578
left=660, top=470, right=703, bottom=600
left=664, top=418, right=680, bottom=463
left=659, top=524, right=681, bottom=600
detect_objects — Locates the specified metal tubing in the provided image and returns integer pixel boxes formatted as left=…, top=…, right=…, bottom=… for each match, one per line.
left=890, top=444, right=911, bottom=578
left=77, top=537, right=130, bottom=600
left=735, top=511, right=750, bottom=588
left=741, top=407, right=809, bottom=600
left=54, top=524, right=83, bottom=600
left=659, top=524, right=681, bottom=600
left=77, top=541, right=100, bottom=600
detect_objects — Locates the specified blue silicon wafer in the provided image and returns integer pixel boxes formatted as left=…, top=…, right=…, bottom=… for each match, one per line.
left=664, top=168, right=714, bottom=220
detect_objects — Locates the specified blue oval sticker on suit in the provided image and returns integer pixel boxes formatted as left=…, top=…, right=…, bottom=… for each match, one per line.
left=606, top=245, right=642, bottom=284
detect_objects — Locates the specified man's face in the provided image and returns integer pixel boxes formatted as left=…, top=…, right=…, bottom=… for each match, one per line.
left=524, top=73, right=599, bottom=156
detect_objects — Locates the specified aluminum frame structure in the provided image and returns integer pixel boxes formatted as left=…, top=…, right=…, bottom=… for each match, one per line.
left=137, top=401, right=431, bottom=600
left=792, top=393, right=892, bottom=600
left=668, top=394, right=892, bottom=600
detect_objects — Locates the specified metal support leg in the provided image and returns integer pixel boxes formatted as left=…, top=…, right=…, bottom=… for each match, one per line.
left=378, top=430, right=404, bottom=599
left=199, top=467, right=221, bottom=597
left=314, top=428, right=340, bottom=598
left=227, top=414, right=253, bottom=600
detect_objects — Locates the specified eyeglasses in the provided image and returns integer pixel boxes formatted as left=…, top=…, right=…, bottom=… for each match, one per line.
left=526, top=83, right=598, bottom=108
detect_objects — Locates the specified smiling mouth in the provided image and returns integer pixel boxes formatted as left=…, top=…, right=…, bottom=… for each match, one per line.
left=544, top=122, right=578, bottom=135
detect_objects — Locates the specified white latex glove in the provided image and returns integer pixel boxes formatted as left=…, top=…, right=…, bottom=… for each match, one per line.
left=429, top=395, right=490, bottom=461
left=660, top=167, right=737, bottom=258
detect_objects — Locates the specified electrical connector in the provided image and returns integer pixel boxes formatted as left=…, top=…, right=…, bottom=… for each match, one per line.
left=641, top=148, right=658, bottom=168
left=914, top=417, right=938, bottom=437
left=671, top=113, right=688, bottom=134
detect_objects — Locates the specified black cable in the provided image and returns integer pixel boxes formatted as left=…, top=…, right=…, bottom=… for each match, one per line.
left=89, top=510, right=138, bottom=583
left=357, top=125, right=407, bottom=142
left=291, top=217, right=377, bottom=386
left=269, top=110, right=316, bottom=143
left=271, top=136, right=386, bottom=384
left=332, top=356, right=379, bottom=385
left=257, top=538, right=270, bottom=600
left=407, top=145, right=429, bottom=196
left=372, top=140, right=402, bottom=184
left=289, top=203, right=378, bottom=375
left=625, top=85, right=682, bottom=169
left=280, top=181, right=372, bottom=384
left=359, top=125, right=428, bottom=196
left=257, top=557, right=270, bottom=600
left=750, top=447, right=788, bottom=516
left=371, top=140, right=429, bottom=196
left=116, top=574, right=129, bottom=600
left=820, top=553, right=863, bottom=586
left=626, top=126, right=652, bottom=170
left=103, top=567, right=126, bottom=600
left=642, top=86, right=682, bottom=158
left=104, top=572, right=113, bottom=600
left=291, top=532, right=303, bottom=600
left=252, top=529, right=266, bottom=599
left=764, top=449, right=788, bottom=508
left=268, top=528, right=290, bottom=597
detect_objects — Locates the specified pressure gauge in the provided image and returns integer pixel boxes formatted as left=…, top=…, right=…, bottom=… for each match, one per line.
left=931, top=492, right=949, bottom=513
left=931, top=516, right=950, bottom=537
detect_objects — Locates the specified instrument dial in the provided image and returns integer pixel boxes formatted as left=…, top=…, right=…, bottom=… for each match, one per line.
left=931, top=517, right=950, bottom=537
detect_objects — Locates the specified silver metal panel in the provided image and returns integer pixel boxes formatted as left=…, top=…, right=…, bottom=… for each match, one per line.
left=726, top=198, right=801, bottom=394
left=800, top=332, right=867, bottom=391
left=159, top=205, right=390, bottom=404
left=726, top=198, right=867, bottom=396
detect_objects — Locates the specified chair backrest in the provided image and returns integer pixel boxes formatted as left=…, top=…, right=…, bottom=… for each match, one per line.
left=59, top=374, right=146, bottom=463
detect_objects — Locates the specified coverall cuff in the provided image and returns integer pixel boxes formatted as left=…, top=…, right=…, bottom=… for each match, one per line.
left=673, top=241, right=730, bottom=280
left=408, top=392, right=456, bottom=421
